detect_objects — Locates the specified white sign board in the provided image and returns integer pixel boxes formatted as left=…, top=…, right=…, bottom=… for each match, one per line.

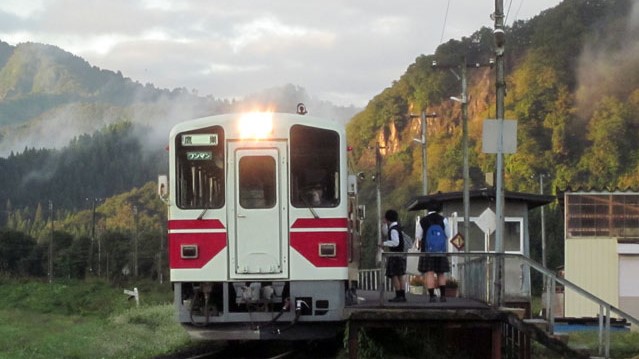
left=476, top=208, right=497, bottom=235
left=482, top=119, right=518, bottom=154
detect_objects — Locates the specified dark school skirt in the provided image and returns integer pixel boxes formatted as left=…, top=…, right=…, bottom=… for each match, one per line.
left=385, top=256, right=407, bottom=277
left=418, top=255, right=450, bottom=274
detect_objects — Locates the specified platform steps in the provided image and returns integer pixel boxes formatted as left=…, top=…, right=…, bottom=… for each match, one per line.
left=502, top=309, right=592, bottom=359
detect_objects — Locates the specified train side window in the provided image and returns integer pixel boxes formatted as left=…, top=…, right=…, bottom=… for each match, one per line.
left=175, top=126, right=225, bottom=209
left=290, top=125, right=340, bottom=208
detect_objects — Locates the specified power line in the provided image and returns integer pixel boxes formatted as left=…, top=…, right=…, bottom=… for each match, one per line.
left=439, top=0, right=451, bottom=44
left=505, top=0, right=514, bottom=24
left=513, top=0, right=525, bottom=23
left=506, top=0, right=527, bottom=25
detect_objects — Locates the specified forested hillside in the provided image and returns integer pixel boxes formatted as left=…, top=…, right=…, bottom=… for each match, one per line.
left=347, top=0, right=639, bottom=268
left=0, top=41, right=358, bottom=221
left=0, top=121, right=163, bottom=212
left=0, top=41, right=234, bottom=156
left=0, top=41, right=358, bottom=158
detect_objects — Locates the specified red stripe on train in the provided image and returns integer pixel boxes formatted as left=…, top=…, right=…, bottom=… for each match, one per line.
left=168, top=219, right=225, bottom=230
left=291, top=218, right=348, bottom=228
left=169, top=232, right=227, bottom=268
left=290, top=231, right=348, bottom=267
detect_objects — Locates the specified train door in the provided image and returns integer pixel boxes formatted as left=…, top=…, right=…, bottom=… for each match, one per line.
left=228, top=142, right=288, bottom=279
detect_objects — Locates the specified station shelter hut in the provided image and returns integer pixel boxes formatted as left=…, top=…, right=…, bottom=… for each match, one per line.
left=558, top=188, right=639, bottom=320
left=407, top=188, right=554, bottom=311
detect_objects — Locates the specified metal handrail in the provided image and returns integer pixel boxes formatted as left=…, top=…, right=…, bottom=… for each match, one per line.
left=516, top=253, right=639, bottom=358
left=378, top=250, right=639, bottom=358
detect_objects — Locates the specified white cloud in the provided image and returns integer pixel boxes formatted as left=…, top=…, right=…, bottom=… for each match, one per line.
left=229, top=16, right=311, bottom=53
left=0, top=0, right=564, bottom=107
left=0, top=0, right=44, bottom=19
left=140, top=0, right=189, bottom=12
left=202, top=63, right=266, bottom=74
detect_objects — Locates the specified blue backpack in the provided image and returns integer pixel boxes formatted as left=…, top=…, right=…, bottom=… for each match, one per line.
left=426, top=224, right=447, bottom=252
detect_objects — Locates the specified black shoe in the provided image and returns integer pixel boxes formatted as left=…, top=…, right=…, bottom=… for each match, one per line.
left=429, top=296, right=437, bottom=303
left=439, top=296, right=447, bottom=302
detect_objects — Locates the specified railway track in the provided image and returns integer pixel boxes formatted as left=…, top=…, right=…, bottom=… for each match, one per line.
left=155, top=339, right=341, bottom=359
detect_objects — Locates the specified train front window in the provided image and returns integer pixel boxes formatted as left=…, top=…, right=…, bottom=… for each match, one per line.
left=239, top=156, right=276, bottom=209
left=290, top=125, right=340, bottom=208
left=175, top=126, right=225, bottom=209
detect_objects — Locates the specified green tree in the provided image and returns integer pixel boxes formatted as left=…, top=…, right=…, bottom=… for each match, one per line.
left=0, top=230, right=36, bottom=275
left=578, top=96, right=632, bottom=187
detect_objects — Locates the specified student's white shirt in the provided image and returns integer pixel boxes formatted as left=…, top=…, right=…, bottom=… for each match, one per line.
left=382, top=221, right=400, bottom=247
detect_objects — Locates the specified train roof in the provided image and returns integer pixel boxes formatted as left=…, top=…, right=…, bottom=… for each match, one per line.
left=169, top=112, right=344, bottom=139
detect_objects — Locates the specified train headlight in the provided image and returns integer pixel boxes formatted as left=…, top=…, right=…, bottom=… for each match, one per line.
left=239, top=112, right=273, bottom=139
left=318, top=243, right=336, bottom=257
left=181, top=244, right=199, bottom=259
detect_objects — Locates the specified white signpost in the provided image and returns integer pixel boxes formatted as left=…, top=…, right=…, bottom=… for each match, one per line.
left=476, top=207, right=497, bottom=236
left=124, top=287, right=140, bottom=307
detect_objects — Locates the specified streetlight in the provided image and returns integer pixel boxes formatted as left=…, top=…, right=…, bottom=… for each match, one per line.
left=410, top=112, right=437, bottom=196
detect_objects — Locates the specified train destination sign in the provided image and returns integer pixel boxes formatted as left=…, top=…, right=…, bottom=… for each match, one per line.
left=181, top=133, right=218, bottom=146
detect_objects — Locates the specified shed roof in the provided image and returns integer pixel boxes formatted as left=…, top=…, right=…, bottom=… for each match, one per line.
left=406, top=187, right=555, bottom=211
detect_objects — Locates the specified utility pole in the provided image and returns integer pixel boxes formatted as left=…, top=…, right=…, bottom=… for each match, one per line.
left=436, top=57, right=493, bottom=251
left=461, top=57, right=470, bottom=250
left=411, top=112, right=438, bottom=196
left=87, top=198, right=98, bottom=274
left=375, top=143, right=383, bottom=265
left=494, top=0, right=506, bottom=307
left=48, top=200, right=54, bottom=284
left=91, top=200, right=95, bottom=273
left=420, top=112, right=428, bottom=196
left=133, top=205, right=139, bottom=277
left=540, top=174, right=547, bottom=269
left=98, top=222, right=102, bottom=277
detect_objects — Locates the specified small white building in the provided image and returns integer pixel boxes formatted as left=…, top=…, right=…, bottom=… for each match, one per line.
left=407, top=188, right=554, bottom=312
left=560, top=189, right=639, bottom=320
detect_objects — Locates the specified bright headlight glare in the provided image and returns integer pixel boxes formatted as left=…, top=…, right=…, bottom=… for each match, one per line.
left=239, top=112, right=273, bottom=139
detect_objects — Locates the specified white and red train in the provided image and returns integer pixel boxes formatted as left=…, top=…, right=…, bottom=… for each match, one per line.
left=160, top=108, right=358, bottom=340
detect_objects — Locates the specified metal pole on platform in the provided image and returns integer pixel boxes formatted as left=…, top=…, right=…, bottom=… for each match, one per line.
left=460, top=58, right=471, bottom=251
left=494, top=0, right=506, bottom=307
left=375, top=143, right=382, bottom=265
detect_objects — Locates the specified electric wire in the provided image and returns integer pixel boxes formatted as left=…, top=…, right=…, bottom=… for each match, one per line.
left=505, top=0, right=514, bottom=24
left=506, top=0, right=526, bottom=25
left=439, top=0, right=451, bottom=44
left=513, top=0, right=525, bottom=23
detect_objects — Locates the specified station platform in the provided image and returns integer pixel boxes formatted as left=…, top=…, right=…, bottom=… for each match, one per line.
left=346, top=289, right=488, bottom=310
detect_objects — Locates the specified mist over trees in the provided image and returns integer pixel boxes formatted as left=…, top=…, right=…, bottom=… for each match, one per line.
left=0, top=39, right=358, bottom=281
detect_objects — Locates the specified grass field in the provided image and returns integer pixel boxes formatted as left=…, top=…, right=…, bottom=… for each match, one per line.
left=1, top=278, right=638, bottom=358
left=0, top=277, right=191, bottom=359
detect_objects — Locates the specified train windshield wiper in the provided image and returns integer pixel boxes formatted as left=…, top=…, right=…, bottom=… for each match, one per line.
left=300, top=195, right=320, bottom=219
left=197, top=205, right=209, bottom=220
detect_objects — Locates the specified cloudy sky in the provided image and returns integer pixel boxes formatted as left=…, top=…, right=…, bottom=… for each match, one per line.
left=0, top=0, right=561, bottom=107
